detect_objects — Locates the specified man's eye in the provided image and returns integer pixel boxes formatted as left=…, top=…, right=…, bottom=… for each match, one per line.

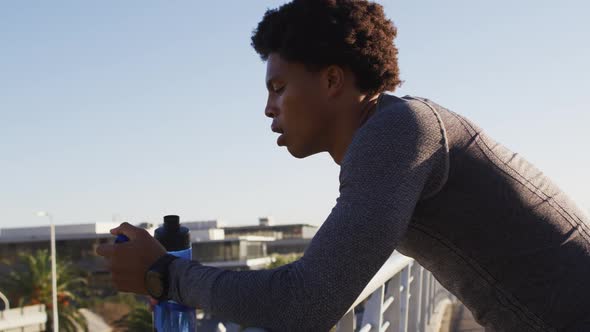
left=273, top=86, right=285, bottom=94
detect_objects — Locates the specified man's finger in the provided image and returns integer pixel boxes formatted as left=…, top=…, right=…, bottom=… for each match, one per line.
left=96, top=243, right=115, bottom=257
left=110, top=222, right=143, bottom=240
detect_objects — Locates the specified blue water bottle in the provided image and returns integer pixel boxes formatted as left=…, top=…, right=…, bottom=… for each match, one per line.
left=153, top=215, right=196, bottom=332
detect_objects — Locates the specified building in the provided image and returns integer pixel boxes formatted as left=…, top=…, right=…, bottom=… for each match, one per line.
left=192, top=236, right=275, bottom=270
left=0, top=216, right=319, bottom=279
left=162, top=220, right=275, bottom=270
left=223, top=217, right=318, bottom=240
left=0, top=223, right=118, bottom=268
left=181, top=220, right=226, bottom=242
left=223, top=218, right=318, bottom=240
left=222, top=217, right=318, bottom=254
left=0, top=220, right=275, bottom=277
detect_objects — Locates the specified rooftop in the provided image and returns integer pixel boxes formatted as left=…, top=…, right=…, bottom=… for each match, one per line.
left=0, top=222, right=121, bottom=243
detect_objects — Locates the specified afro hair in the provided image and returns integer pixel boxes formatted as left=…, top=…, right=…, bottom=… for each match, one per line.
left=251, top=0, right=402, bottom=95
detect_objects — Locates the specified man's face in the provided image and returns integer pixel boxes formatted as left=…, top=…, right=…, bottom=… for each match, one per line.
left=264, top=53, right=334, bottom=159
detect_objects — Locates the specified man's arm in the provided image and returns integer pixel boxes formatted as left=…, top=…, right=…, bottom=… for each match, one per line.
left=168, top=99, right=449, bottom=331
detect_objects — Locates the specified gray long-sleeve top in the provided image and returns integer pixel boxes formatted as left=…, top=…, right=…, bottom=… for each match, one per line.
left=168, top=94, right=590, bottom=331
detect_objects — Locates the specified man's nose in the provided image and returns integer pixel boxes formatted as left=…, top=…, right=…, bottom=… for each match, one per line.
left=265, top=98, right=277, bottom=118
left=265, top=107, right=275, bottom=118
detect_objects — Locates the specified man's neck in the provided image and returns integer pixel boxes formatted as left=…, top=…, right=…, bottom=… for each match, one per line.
left=329, top=95, right=380, bottom=165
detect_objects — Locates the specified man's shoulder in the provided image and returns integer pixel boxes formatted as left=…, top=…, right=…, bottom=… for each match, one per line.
left=345, top=92, right=450, bottom=167
left=371, top=93, right=449, bottom=138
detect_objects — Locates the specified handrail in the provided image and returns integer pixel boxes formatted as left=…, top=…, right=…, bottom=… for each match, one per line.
left=0, top=291, right=8, bottom=311
left=207, top=251, right=455, bottom=332
left=335, top=251, right=456, bottom=332
left=347, top=252, right=413, bottom=311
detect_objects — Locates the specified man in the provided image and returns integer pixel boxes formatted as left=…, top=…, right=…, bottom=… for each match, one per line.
left=97, top=0, right=590, bottom=331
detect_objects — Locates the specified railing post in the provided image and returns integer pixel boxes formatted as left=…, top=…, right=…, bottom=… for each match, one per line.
left=388, top=274, right=401, bottom=332
left=408, top=264, right=423, bottom=332
left=335, top=309, right=355, bottom=332
left=420, top=269, right=430, bottom=332
left=428, top=273, right=435, bottom=324
left=398, top=264, right=411, bottom=332
left=361, top=284, right=384, bottom=331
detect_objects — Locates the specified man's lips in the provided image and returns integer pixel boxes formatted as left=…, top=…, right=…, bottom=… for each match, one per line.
left=277, top=133, right=286, bottom=146
left=271, top=124, right=285, bottom=145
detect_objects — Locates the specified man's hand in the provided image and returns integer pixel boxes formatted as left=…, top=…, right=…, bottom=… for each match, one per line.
left=96, top=222, right=167, bottom=295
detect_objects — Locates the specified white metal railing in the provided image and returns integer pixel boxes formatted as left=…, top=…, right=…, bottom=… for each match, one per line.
left=208, top=252, right=455, bottom=332
left=334, top=252, right=455, bottom=332
left=0, top=292, right=8, bottom=311
left=0, top=304, right=47, bottom=332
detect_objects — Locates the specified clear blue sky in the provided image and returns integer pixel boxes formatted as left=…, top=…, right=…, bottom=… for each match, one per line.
left=1, top=1, right=588, bottom=228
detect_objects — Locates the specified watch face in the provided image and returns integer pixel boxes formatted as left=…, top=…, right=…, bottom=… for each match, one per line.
left=145, top=270, right=164, bottom=299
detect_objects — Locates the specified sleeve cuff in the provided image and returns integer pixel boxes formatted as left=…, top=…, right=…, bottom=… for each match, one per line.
left=167, top=258, right=225, bottom=311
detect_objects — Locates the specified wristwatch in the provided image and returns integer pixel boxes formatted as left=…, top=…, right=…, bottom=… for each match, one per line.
left=145, top=254, right=178, bottom=301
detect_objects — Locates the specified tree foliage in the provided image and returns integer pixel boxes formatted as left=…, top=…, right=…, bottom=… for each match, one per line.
left=0, top=249, right=88, bottom=332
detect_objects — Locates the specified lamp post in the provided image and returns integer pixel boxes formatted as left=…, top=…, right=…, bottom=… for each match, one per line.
left=37, top=211, right=58, bottom=332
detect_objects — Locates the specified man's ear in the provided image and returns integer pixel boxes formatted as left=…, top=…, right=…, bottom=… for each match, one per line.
left=323, top=65, right=345, bottom=97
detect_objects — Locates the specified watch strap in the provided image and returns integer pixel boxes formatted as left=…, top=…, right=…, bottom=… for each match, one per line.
left=146, top=253, right=178, bottom=300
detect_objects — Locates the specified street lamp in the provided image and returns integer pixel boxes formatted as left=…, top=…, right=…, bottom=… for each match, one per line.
left=36, top=211, right=58, bottom=332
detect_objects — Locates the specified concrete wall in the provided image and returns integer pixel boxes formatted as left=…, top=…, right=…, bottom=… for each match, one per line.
left=191, top=228, right=225, bottom=242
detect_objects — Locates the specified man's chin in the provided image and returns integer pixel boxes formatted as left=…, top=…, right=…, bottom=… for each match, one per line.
left=287, top=145, right=319, bottom=159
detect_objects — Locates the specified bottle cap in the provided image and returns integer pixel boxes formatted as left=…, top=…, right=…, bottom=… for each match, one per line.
left=154, top=215, right=191, bottom=252
left=164, top=215, right=180, bottom=231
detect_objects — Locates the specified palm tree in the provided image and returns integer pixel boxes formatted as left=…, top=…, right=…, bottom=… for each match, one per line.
left=0, top=249, right=88, bottom=332
left=115, top=304, right=153, bottom=332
